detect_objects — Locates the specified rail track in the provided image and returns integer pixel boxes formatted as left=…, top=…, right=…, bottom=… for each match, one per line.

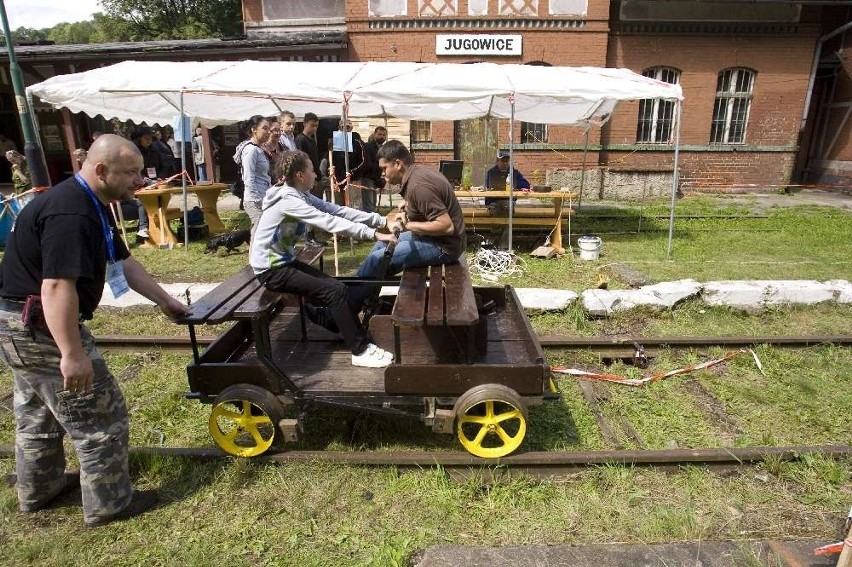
left=94, top=333, right=852, bottom=355
left=0, top=444, right=850, bottom=478
left=1, top=334, right=849, bottom=475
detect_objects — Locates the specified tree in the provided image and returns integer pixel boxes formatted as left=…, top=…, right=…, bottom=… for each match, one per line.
left=100, top=0, right=242, bottom=41
left=0, top=0, right=241, bottom=46
left=0, top=27, right=49, bottom=46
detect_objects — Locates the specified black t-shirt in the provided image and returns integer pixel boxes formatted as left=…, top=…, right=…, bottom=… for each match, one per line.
left=0, top=176, right=131, bottom=320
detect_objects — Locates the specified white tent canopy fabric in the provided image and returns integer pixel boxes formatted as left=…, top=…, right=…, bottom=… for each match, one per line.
left=27, top=60, right=682, bottom=126
left=26, top=60, right=684, bottom=255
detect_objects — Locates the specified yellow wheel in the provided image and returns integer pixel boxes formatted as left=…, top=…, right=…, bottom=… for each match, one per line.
left=208, top=384, right=285, bottom=457
left=454, top=384, right=527, bottom=459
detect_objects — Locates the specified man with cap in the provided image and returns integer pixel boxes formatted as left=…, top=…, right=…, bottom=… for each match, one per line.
left=484, top=151, right=530, bottom=216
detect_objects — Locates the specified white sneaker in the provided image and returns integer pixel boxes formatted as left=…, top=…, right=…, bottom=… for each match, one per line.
left=352, top=343, right=393, bottom=368
left=136, top=228, right=150, bottom=238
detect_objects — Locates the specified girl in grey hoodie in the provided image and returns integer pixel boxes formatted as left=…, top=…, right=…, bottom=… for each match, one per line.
left=250, top=150, right=397, bottom=368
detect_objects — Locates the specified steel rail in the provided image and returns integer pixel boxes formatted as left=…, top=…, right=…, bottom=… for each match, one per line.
left=94, top=334, right=852, bottom=354
left=2, top=444, right=850, bottom=474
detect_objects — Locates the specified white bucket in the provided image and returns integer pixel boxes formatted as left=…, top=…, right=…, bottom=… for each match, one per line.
left=577, top=235, right=602, bottom=260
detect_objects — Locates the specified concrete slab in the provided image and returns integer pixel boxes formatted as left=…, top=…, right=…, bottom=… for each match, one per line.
left=612, top=279, right=701, bottom=312
left=515, top=288, right=578, bottom=311
left=581, top=288, right=622, bottom=316
left=827, top=279, right=852, bottom=303
left=99, top=279, right=852, bottom=314
left=413, top=540, right=836, bottom=567
left=100, top=283, right=218, bottom=308
left=703, top=280, right=839, bottom=312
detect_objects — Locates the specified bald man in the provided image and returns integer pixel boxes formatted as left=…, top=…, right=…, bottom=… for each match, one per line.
left=0, top=134, right=187, bottom=527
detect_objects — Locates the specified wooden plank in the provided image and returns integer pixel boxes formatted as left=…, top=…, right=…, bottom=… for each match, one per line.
left=392, top=268, right=428, bottom=326
left=426, top=266, right=444, bottom=326
left=444, top=260, right=478, bottom=326
left=206, top=280, right=265, bottom=323
left=385, top=363, right=545, bottom=396
left=233, top=288, right=284, bottom=319
left=463, top=216, right=572, bottom=226
left=181, top=266, right=257, bottom=324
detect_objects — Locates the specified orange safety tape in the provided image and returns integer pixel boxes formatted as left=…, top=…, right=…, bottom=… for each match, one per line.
left=813, top=540, right=848, bottom=556
left=551, top=348, right=764, bottom=387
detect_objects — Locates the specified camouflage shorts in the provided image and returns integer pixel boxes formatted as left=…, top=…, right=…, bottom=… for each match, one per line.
left=0, top=309, right=132, bottom=522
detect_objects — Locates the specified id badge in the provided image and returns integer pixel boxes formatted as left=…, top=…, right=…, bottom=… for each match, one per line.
left=107, top=261, right=130, bottom=298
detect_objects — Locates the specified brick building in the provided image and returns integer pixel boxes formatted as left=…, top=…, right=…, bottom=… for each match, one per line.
left=243, top=0, right=851, bottom=194
left=2, top=1, right=849, bottom=190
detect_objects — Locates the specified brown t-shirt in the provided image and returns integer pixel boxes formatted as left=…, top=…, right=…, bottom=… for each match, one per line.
left=400, top=164, right=466, bottom=257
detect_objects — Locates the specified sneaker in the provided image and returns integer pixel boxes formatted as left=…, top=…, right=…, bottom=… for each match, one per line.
left=86, top=489, right=159, bottom=528
left=307, top=238, right=328, bottom=247
left=351, top=343, right=393, bottom=368
left=136, top=228, right=150, bottom=238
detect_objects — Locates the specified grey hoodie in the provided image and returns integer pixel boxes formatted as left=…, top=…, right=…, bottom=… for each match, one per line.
left=234, top=140, right=271, bottom=202
left=250, top=182, right=387, bottom=274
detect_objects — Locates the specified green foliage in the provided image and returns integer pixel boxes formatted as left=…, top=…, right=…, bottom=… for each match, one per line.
left=1, top=0, right=241, bottom=46
left=100, top=0, right=242, bottom=41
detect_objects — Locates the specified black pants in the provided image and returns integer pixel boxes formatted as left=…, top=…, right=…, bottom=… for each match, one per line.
left=257, top=262, right=370, bottom=355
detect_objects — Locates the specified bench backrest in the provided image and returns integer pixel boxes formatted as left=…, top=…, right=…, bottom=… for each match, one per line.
left=392, top=258, right=478, bottom=327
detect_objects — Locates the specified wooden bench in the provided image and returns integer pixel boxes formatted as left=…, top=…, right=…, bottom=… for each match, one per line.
left=181, top=244, right=325, bottom=344
left=461, top=205, right=574, bottom=223
left=389, top=258, right=484, bottom=363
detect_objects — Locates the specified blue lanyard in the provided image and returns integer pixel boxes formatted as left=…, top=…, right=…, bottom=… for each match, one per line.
left=75, top=174, right=117, bottom=263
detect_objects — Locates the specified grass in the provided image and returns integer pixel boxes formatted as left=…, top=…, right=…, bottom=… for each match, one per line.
left=0, top=196, right=851, bottom=564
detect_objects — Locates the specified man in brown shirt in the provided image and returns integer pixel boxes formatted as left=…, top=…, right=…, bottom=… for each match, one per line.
left=353, top=140, right=466, bottom=307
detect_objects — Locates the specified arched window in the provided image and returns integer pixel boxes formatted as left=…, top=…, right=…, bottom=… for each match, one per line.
left=710, top=68, right=755, bottom=145
left=636, top=66, right=680, bottom=144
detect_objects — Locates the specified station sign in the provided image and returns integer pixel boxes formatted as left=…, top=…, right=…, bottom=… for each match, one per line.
left=436, top=34, right=523, bottom=57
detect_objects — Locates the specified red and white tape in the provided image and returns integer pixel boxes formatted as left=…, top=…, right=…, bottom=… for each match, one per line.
left=551, top=348, right=764, bottom=387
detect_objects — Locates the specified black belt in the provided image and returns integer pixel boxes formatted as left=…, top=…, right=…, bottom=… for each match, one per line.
left=0, top=298, right=26, bottom=312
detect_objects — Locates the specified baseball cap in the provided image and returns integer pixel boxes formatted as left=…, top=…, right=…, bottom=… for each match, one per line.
left=497, top=151, right=510, bottom=159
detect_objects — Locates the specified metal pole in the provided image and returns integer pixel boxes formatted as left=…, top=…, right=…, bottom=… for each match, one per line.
left=180, top=92, right=189, bottom=249
left=0, top=0, right=50, bottom=187
left=578, top=128, right=590, bottom=210
left=508, top=95, right=515, bottom=252
left=666, top=101, right=683, bottom=258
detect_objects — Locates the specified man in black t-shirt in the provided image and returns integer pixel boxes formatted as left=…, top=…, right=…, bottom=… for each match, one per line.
left=0, top=134, right=187, bottom=527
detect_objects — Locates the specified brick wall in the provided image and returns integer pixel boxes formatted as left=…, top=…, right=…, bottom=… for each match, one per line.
left=243, top=0, right=263, bottom=24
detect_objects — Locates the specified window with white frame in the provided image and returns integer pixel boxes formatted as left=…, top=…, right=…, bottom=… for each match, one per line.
left=410, top=121, right=432, bottom=143
left=636, top=66, right=680, bottom=144
left=369, top=0, right=407, bottom=17
left=549, top=0, right=587, bottom=16
left=710, top=68, right=755, bottom=145
left=468, top=0, right=488, bottom=15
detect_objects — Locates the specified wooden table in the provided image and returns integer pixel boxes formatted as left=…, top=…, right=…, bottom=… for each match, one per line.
left=454, top=190, right=576, bottom=253
left=135, top=182, right=228, bottom=247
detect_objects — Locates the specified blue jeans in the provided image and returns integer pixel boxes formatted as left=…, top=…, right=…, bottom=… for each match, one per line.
left=196, top=164, right=207, bottom=182
left=351, top=232, right=456, bottom=311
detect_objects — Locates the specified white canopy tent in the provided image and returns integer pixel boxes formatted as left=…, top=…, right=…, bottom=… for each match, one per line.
left=27, top=60, right=684, bottom=252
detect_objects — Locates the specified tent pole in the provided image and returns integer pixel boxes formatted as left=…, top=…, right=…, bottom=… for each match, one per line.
left=180, top=92, right=189, bottom=250
left=578, top=128, right=590, bottom=210
left=666, top=100, right=683, bottom=257
left=508, top=95, right=515, bottom=253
